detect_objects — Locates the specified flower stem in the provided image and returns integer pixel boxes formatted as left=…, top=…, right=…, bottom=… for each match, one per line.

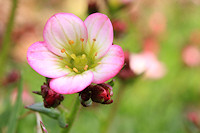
left=0, top=0, right=18, bottom=78
left=62, top=94, right=80, bottom=133
left=100, top=81, right=126, bottom=133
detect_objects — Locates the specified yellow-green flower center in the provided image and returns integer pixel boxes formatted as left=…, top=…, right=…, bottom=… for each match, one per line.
left=71, top=54, right=88, bottom=72
left=59, top=38, right=101, bottom=74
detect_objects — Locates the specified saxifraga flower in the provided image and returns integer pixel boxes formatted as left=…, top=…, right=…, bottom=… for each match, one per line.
left=27, top=13, right=124, bottom=94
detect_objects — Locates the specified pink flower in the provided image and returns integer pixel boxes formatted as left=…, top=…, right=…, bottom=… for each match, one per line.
left=27, top=13, right=124, bottom=94
left=130, top=52, right=166, bottom=79
left=182, top=45, right=200, bottom=67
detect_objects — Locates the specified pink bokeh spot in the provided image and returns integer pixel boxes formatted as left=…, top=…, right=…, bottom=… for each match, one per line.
left=27, top=13, right=124, bottom=94
left=130, top=52, right=166, bottom=79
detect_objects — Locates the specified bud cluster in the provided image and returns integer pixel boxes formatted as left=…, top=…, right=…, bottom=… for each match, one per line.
left=33, top=82, right=64, bottom=108
left=79, top=83, right=113, bottom=107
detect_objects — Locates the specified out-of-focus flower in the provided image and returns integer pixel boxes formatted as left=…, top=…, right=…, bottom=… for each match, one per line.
left=182, top=45, right=200, bottom=67
left=148, top=12, right=166, bottom=36
left=143, top=36, right=159, bottom=54
left=27, top=13, right=124, bottom=94
left=79, top=83, right=113, bottom=106
left=118, top=51, right=135, bottom=80
left=11, top=87, right=34, bottom=105
left=187, top=112, right=199, bottom=127
left=2, top=70, right=20, bottom=86
left=130, top=52, right=166, bottom=79
left=88, top=0, right=99, bottom=14
left=112, top=19, right=127, bottom=38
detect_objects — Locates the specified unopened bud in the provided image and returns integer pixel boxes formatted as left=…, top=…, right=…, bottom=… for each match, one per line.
left=79, top=85, right=93, bottom=107
left=43, top=89, right=64, bottom=108
left=91, top=83, right=113, bottom=104
left=33, top=83, right=64, bottom=108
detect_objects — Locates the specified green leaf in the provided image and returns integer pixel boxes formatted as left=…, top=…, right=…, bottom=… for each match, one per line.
left=26, top=103, right=60, bottom=119
left=58, top=113, right=68, bottom=128
left=7, top=75, right=23, bottom=133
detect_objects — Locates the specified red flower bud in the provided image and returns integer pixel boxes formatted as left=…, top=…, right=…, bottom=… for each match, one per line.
left=37, top=83, right=64, bottom=108
left=79, top=83, right=113, bottom=106
left=79, top=85, right=93, bottom=107
left=91, top=83, right=113, bottom=104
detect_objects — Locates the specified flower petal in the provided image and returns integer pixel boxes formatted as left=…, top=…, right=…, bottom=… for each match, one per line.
left=50, top=71, right=94, bottom=94
left=27, top=41, right=71, bottom=78
left=92, top=45, right=124, bottom=84
left=84, top=13, right=113, bottom=58
left=43, top=13, right=88, bottom=57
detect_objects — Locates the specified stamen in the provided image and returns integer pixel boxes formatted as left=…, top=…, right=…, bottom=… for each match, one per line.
left=89, top=38, right=96, bottom=56
left=95, top=52, right=97, bottom=56
left=84, top=65, right=88, bottom=71
left=80, top=38, right=84, bottom=42
left=82, top=54, right=86, bottom=59
left=73, top=67, right=79, bottom=73
left=61, top=48, right=66, bottom=53
left=60, top=57, right=63, bottom=60
left=68, top=40, right=74, bottom=45
left=70, top=54, right=76, bottom=60
left=97, top=62, right=101, bottom=64
left=65, top=65, right=69, bottom=69
left=81, top=38, right=84, bottom=52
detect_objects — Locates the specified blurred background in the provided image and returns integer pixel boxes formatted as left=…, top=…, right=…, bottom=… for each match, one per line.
left=1, top=0, right=200, bottom=133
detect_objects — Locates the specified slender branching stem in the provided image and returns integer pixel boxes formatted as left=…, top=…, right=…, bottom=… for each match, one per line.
left=62, top=94, right=80, bottom=133
left=100, top=81, right=127, bottom=133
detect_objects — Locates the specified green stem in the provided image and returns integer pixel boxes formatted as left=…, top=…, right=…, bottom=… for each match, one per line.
left=0, top=0, right=18, bottom=77
left=100, top=82, right=126, bottom=133
left=62, top=95, right=80, bottom=133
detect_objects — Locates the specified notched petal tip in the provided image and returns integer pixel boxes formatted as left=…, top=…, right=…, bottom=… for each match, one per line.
left=43, top=13, right=88, bottom=57
left=84, top=13, right=114, bottom=59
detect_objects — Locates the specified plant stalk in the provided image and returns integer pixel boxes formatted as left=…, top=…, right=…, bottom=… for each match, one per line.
left=61, top=94, right=80, bottom=133
left=0, top=0, right=18, bottom=77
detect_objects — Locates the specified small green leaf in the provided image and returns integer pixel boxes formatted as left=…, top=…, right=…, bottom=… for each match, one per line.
left=7, top=75, right=23, bottom=133
left=26, top=102, right=60, bottom=119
